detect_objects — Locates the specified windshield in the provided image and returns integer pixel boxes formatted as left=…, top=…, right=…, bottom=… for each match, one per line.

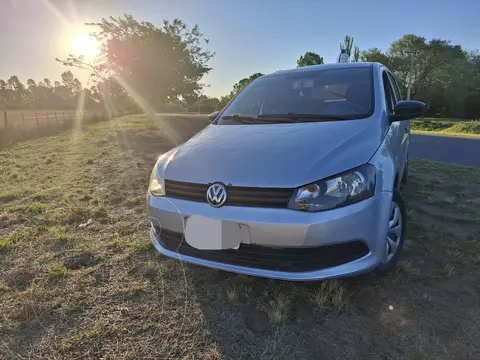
left=219, top=67, right=374, bottom=124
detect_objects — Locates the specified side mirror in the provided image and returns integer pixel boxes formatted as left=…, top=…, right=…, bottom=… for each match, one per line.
left=208, top=111, right=221, bottom=122
left=391, top=100, right=425, bottom=122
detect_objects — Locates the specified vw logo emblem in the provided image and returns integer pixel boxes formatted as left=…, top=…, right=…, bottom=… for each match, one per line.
left=206, top=183, right=227, bottom=207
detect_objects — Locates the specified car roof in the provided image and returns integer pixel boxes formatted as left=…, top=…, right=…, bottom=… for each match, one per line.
left=263, top=62, right=380, bottom=78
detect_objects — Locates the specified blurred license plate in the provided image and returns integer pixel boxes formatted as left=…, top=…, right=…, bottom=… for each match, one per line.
left=184, top=215, right=241, bottom=250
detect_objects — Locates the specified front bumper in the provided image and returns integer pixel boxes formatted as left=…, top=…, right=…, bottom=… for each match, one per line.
left=147, top=191, right=393, bottom=281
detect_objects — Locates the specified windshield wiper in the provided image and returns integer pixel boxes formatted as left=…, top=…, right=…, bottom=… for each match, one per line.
left=258, top=113, right=353, bottom=121
left=221, top=114, right=259, bottom=123
left=222, top=114, right=296, bottom=123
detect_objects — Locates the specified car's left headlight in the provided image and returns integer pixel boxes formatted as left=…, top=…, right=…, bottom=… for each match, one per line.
left=288, top=164, right=376, bottom=212
left=148, top=165, right=165, bottom=196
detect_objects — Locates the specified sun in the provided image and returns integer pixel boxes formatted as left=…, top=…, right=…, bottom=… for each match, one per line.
left=71, top=33, right=100, bottom=59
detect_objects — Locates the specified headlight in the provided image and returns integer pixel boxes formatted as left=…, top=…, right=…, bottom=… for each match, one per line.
left=149, top=165, right=165, bottom=196
left=288, top=164, right=376, bottom=212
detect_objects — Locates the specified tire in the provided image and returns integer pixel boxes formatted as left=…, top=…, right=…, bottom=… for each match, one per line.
left=373, top=189, right=406, bottom=276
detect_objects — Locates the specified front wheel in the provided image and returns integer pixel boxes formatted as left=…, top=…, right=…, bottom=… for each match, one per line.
left=373, top=189, right=406, bottom=276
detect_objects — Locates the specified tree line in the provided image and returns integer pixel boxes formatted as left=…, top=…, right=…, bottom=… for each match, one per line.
left=222, top=35, right=480, bottom=119
left=1, top=15, right=212, bottom=114
left=1, top=15, right=479, bottom=119
left=0, top=71, right=103, bottom=111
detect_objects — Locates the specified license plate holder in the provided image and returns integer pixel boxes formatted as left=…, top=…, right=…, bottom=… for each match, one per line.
left=184, top=215, right=242, bottom=250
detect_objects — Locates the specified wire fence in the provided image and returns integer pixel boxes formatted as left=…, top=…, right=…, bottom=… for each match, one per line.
left=0, top=109, right=119, bottom=149
left=0, top=110, right=107, bottom=130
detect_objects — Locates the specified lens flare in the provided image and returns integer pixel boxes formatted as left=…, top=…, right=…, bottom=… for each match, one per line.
left=72, top=33, right=100, bottom=59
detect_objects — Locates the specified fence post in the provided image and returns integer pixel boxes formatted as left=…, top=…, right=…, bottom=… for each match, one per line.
left=45, top=112, right=48, bottom=120
left=62, top=112, right=65, bottom=122
left=3, top=111, right=7, bottom=129
left=22, top=112, right=25, bottom=126
left=54, top=112, right=58, bottom=124
left=35, top=112, right=39, bottom=130
left=69, top=113, right=73, bottom=122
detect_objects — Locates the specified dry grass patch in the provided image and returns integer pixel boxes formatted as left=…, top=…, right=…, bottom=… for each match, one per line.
left=0, top=117, right=479, bottom=360
left=397, top=260, right=420, bottom=276
left=267, top=292, right=291, bottom=324
left=226, top=286, right=239, bottom=302
left=438, top=263, right=456, bottom=278
left=309, top=280, right=347, bottom=312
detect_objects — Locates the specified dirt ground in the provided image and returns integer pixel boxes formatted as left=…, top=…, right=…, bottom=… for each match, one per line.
left=1, top=115, right=479, bottom=359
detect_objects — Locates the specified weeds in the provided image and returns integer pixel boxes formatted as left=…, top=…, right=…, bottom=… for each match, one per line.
left=45, top=262, right=69, bottom=279
left=267, top=293, right=290, bottom=324
left=309, top=280, right=347, bottom=312
left=0, top=231, right=21, bottom=250
left=439, top=264, right=456, bottom=277
left=226, top=286, right=238, bottom=302
left=5, top=202, right=48, bottom=215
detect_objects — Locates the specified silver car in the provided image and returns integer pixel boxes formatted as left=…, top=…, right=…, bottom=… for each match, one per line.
left=147, top=62, right=424, bottom=281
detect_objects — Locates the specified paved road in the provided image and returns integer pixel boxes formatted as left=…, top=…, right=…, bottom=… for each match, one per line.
left=410, top=133, right=480, bottom=168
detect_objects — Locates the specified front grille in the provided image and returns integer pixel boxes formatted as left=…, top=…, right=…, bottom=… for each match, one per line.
left=155, top=228, right=369, bottom=273
left=164, top=180, right=294, bottom=208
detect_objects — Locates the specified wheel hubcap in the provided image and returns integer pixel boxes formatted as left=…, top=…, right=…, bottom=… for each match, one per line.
left=386, top=202, right=402, bottom=261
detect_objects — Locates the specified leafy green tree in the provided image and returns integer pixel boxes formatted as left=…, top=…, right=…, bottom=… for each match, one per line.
left=0, top=73, right=101, bottom=110
left=361, top=48, right=391, bottom=65
left=219, top=73, right=264, bottom=108
left=57, top=14, right=213, bottom=113
left=296, top=52, right=324, bottom=67
left=362, top=35, right=465, bottom=99
left=388, top=35, right=464, bottom=98
left=6, top=76, right=27, bottom=108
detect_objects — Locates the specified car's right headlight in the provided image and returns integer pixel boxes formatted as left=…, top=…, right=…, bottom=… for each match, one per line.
left=148, top=165, right=165, bottom=196
left=287, top=164, right=376, bottom=212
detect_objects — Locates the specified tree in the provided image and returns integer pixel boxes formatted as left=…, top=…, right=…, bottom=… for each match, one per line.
left=57, top=14, right=213, bottom=113
left=361, top=34, right=466, bottom=99
left=352, top=46, right=360, bottom=62
left=0, top=72, right=100, bottom=110
left=361, top=48, right=392, bottom=65
left=0, top=79, right=7, bottom=108
left=6, top=76, right=27, bottom=108
left=219, top=73, right=264, bottom=108
left=296, top=52, right=324, bottom=67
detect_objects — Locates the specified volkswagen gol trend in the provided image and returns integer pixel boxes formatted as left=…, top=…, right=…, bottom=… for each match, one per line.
left=147, top=62, right=424, bottom=281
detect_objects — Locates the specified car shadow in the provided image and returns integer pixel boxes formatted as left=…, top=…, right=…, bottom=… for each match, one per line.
left=182, top=266, right=407, bottom=360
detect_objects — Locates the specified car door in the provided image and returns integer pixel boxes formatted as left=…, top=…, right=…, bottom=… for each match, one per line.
left=387, top=72, right=409, bottom=177
left=382, top=71, right=403, bottom=186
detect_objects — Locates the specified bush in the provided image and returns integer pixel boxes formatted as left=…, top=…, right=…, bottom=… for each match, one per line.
left=448, top=121, right=480, bottom=134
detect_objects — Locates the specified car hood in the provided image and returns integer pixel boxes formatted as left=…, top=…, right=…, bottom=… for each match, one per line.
left=162, top=120, right=383, bottom=188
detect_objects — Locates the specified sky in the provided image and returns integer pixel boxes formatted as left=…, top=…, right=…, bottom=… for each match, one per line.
left=1, top=0, right=479, bottom=98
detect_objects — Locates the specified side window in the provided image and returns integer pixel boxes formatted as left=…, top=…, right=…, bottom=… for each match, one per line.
left=382, top=72, right=396, bottom=113
left=388, top=72, right=402, bottom=102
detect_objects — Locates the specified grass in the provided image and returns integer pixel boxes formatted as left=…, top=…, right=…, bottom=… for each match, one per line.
left=226, top=286, right=239, bottom=302
left=0, top=115, right=479, bottom=359
left=309, top=280, right=347, bottom=312
left=411, top=118, right=480, bottom=138
left=45, top=262, right=69, bottom=279
left=0, top=231, right=21, bottom=250
left=267, top=293, right=290, bottom=324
